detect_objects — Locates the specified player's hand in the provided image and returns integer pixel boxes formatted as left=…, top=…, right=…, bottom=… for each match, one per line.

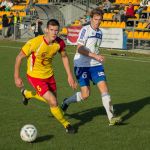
left=68, top=76, right=77, bottom=90
left=94, top=54, right=105, bottom=62
left=15, top=77, right=24, bottom=88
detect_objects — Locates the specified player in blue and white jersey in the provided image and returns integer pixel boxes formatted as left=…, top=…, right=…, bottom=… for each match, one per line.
left=61, top=7, right=121, bottom=126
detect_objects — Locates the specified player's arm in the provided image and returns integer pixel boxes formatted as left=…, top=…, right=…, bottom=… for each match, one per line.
left=77, top=44, right=104, bottom=62
left=14, top=51, right=26, bottom=88
left=60, top=51, right=77, bottom=90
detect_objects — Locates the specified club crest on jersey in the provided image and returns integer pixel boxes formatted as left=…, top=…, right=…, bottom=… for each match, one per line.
left=96, top=33, right=102, bottom=39
left=41, top=52, right=47, bottom=58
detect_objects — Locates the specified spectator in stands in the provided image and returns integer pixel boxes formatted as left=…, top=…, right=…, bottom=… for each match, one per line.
left=31, top=17, right=43, bottom=37
left=2, top=14, right=9, bottom=38
left=5, top=0, right=13, bottom=11
left=135, top=0, right=150, bottom=18
left=8, top=12, right=14, bottom=37
left=113, top=3, right=125, bottom=22
left=14, top=12, right=22, bottom=39
left=0, top=0, right=7, bottom=11
left=103, top=0, right=112, bottom=13
left=122, top=2, right=135, bottom=23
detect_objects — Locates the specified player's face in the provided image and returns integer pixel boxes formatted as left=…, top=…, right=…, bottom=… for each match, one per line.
left=91, top=14, right=102, bottom=30
left=47, top=25, right=59, bottom=41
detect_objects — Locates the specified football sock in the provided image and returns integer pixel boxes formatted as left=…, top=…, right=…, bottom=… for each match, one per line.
left=64, top=92, right=82, bottom=105
left=50, top=106, right=70, bottom=128
left=101, top=93, right=114, bottom=120
left=24, top=90, right=47, bottom=103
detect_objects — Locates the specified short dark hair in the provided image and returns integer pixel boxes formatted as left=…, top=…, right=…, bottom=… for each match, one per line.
left=47, top=19, right=60, bottom=28
left=90, top=7, right=103, bottom=18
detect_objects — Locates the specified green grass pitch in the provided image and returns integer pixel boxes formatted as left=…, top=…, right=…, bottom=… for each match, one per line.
left=0, top=40, right=150, bottom=150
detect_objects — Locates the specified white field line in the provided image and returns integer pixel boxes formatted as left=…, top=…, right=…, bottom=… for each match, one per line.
left=0, top=45, right=150, bottom=63
left=68, top=52, right=150, bottom=63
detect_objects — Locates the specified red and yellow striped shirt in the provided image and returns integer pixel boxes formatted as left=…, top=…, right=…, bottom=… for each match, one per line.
left=22, top=35, right=65, bottom=79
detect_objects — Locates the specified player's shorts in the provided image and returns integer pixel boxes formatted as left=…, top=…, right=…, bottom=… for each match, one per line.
left=27, top=74, right=56, bottom=96
left=74, top=65, right=106, bottom=87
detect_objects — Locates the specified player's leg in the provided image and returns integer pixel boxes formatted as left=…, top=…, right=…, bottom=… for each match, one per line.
left=21, top=88, right=47, bottom=105
left=61, top=86, right=90, bottom=111
left=20, top=75, right=51, bottom=105
left=91, top=65, right=121, bottom=125
left=61, top=67, right=90, bottom=112
left=42, top=90, right=75, bottom=133
left=97, top=81, right=114, bottom=120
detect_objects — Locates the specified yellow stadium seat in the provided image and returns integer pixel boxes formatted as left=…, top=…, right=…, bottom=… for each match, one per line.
left=120, top=22, right=126, bottom=28
left=147, top=6, right=150, bottom=12
left=102, top=21, right=109, bottom=27
left=59, top=27, right=68, bottom=35
left=135, top=14, right=139, bottom=19
left=133, top=31, right=139, bottom=39
left=115, top=0, right=120, bottom=4
left=107, top=21, right=112, bottom=27
left=142, top=23, right=148, bottom=28
left=99, top=21, right=104, bottom=27
left=103, top=13, right=108, bottom=20
left=138, top=32, right=144, bottom=39
left=136, top=22, right=143, bottom=29
left=128, top=31, right=133, bottom=38
left=111, top=22, right=117, bottom=28
left=0, top=24, right=2, bottom=30
left=134, top=6, right=139, bottom=11
left=132, top=0, right=140, bottom=4
left=143, top=32, right=149, bottom=39
left=123, top=0, right=129, bottom=4
left=116, top=22, right=121, bottom=28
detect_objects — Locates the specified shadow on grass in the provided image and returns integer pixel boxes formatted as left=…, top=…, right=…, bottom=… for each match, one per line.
left=66, top=97, right=150, bottom=129
left=114, top=96, right=150, bottom=122
left=33, top=135, right=54, bottom=143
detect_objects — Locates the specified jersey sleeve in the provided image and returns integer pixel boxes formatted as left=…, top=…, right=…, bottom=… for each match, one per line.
left=22, top=39, right=35, bottom=56
left=77, top=27, right=88, bottom=45
left=56, top=37, right=66, bottom=52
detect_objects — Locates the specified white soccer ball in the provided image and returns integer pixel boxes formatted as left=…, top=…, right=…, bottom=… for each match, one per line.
left=20, top=124, right=37, bottom=142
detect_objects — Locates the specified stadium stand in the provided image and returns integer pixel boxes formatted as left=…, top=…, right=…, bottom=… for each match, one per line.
left=0, top=0, right=149, bottom=49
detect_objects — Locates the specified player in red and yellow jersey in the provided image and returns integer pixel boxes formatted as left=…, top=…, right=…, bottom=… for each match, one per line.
left=14, top=19, right=77, bottom=134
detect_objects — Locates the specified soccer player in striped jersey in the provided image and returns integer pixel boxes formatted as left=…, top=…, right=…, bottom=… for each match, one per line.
left=61, top=8, right=122, bottom=126
left=14, top=19, right=77, bottom=133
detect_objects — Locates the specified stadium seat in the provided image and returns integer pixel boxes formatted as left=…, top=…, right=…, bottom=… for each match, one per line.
left=38, top=0, right=49, bottom=4
left=100, top=21, right=104, bottom=27
left=132, top=0, right=140, bottom=4
left=147, top=6, right=150, bottom=12
left=142, top=23, right=148, bottom=28
left=103, top=13, right=108, bottom=20
left=115, top=0, right=120, bottom=4
left=101, top=21, right=107, bottom=27
left=123, top=0, right=129, bottom=4
left=120, top=22, right=126, bottom=28
left=128, top=31, right=134, bottom=38
left=111, top=22, right=117, bottom=28
left=138, top=32, right=144, bottom=39
left=136, top=22, right=143, bottom=29
left=116, top=22, right=121, bottom=28
left=143, top=32, right=150, bottom=39
left=59, top=27, right=68, bottom=35
left=133, top=31, right=139, bottom=39
left=107, top=21, right=112, bottom=27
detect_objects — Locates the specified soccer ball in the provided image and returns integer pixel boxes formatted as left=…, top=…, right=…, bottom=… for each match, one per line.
left=20, top=124, right=37, bottom=142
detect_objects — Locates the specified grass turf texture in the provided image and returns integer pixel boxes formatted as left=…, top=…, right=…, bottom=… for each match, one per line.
left=0, top=40, right=150, bottom=150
